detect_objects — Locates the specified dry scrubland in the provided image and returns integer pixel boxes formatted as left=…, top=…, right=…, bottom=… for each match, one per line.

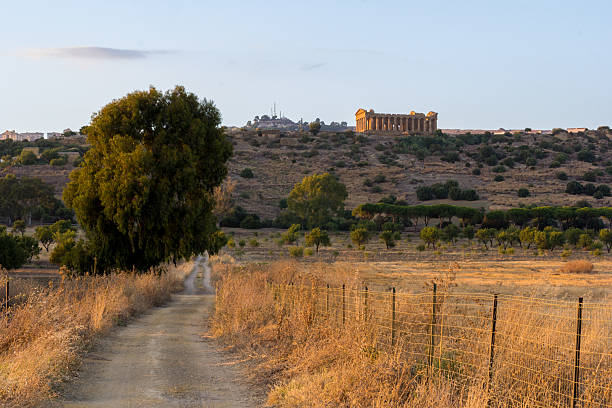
left=225, top=129, right=612, bottom=219
left=0, top=262, right=191, bottom=407
left=211, top=257, right=612, bottom=408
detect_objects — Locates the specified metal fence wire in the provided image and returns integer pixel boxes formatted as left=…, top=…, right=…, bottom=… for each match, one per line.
left=273, top=283, right=612, bottom=408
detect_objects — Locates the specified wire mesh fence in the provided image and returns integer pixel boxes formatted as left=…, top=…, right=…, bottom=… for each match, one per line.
left=272, top=282, right=612, bottom=408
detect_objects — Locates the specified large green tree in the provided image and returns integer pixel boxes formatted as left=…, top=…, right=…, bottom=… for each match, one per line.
left=63, top=86, right=232, bottom=273
left=287, top=173, right=348, bottom=228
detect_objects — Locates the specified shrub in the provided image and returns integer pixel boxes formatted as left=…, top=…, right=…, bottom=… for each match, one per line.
left=564, top=228, right=583, bottom=246
left=494, top=175, right=504, bottom=182
left=558, top=260, right=594, bottom=274
left=556, top=171, right=568, bottom=181
left=582, top=171, right=597, bottom=182
left=566, top=181, right=583, bottom=195
left=373, top=174, right=387, bottom=183
left=239, top=168, right=254, bottom=178
left=441, top=152, right=460, bottom=163
left=379, top=230, right=400, bottom=249
left=227, top=239, right=236, bottom=248
left=281, top=224, right=301, bottom=244
left=303, top=248, right=314, bottom=256
left=238, top=239, right=246, bottom=248
left=50, top=156, right=68, bottom=166
left=416, top=243, right=426, bottom=251
left=288, top=246, right=304, bottom=257
left=577, top=233, right=593, bottom=249
left=472, top=168, right=481, bottom=175
left=248, top=238, right=259, bottom=247
left=517, top=188, right=530, bottom=197
left=350, top=228, right=370, bottom=247
left=19, top=150, right=37, bottom=165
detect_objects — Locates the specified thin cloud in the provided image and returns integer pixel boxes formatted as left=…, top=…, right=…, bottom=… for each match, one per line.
left=22, top=46, right=174, bottom=60
left=301, top=62, right=327, bottom=71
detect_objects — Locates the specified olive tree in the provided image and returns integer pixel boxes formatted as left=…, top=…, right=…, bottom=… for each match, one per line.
left=305, top=227, right=331, bottom=252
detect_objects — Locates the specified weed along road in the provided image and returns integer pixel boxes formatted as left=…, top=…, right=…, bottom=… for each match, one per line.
left=56, top=255, right=259, bottom=408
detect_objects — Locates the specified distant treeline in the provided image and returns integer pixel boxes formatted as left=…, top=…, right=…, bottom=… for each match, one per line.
left=353, top=203, right=612, bottom=231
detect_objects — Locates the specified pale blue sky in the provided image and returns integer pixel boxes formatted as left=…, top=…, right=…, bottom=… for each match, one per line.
left=1, top=0, right=611, bottom=132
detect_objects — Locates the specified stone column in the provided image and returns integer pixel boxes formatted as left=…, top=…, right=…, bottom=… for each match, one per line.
left=387, top=117, right=391, bottom=131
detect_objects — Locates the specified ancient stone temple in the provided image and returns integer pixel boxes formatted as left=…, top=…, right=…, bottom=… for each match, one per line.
left=355, top=109, right=438, bottom=134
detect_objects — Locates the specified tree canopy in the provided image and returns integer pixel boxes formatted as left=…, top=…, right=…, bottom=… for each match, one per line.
left=63, top=86, right=232, bottom=273
left=287, top=173, right=348, bottom=228
left=0, top=175, right=71, bottom=224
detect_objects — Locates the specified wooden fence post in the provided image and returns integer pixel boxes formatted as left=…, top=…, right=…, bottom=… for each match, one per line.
left=342, top=284, right=346, bottom=325
left=487, top=294, right=499, bottom=392
left=572, top=297, right=583, bottom=408
left=391, top=287, right=396, bottom=347
left=428, top=283, right=437, bottom=370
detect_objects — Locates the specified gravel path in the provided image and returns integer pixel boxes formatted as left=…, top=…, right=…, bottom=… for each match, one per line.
left=54, top=255, right=259, bottom=408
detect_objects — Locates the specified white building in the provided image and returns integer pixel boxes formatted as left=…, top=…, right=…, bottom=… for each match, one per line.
left=0, top=130, right=44, bottom=141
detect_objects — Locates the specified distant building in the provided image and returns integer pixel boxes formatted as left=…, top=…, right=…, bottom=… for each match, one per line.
left=47, top=132, right=63, bottom=139
left=0, top=130, right=44, bottom=142
left=246, top=113, right=351, bottom=132
left=355, top=109, right=438, bottom=134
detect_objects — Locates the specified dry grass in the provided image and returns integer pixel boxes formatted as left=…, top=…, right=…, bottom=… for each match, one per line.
left=211, top=258, right=612, bottom=408
left=559, top=260, right=594, bottom=274
left=0, top=262, right=189, bottom=407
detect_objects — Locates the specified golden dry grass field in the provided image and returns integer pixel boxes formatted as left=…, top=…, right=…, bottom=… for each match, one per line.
left=220, top=227, right=612, bottom=302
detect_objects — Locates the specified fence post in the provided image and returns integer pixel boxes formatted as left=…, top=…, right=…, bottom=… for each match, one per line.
left=4, top=280, right=8, bottom=310
left=572, top=297, right=583, bottom=408
left=391, top=287, right=396, bottom=347
left=487, top=294, right=499, bottom=392
left=364, top=286, right=369, bottom=322
left=326, top=284, right=329, bottom=316
left=428, top=283, right=437, bottom=370
left=342, top=284, right=346, bottom=325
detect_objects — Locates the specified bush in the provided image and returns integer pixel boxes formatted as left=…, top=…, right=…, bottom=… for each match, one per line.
left=19, top=150, right=37, bottom=165
left=288, top=246, right=304, bottom=258
left=239, top=168, right=254, bottom=178
left=582, top=171, right=597, bottom=182
left=556, top=171, right=568, bottom=181
left=304, top=248, right=314, bottom=256
left=238, top=239, right=246, bottom=248
left=373, top=174, right=387, bottom=183
left=50, top=156, right=68, bottom=166
left=350, top=228, right=370, bottom=247
left=494, top=175, right=505, bottom=182
left=472, top=168, right=481, bottom=175
left=441, top=152, right=460, bottom=163
left=566, top=181, right=583, bottom=195
left=517, top=188, right=530, bottom=197
left=248, top=238, right=259, bottom=247
left=558, top=260, right=594, bottom=274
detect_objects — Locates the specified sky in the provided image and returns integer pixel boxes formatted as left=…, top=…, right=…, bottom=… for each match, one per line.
left=1, top=0, right=611, bottom=132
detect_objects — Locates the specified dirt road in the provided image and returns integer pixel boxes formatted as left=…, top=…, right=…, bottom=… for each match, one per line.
left=55, top=255, right=260, bottom=408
